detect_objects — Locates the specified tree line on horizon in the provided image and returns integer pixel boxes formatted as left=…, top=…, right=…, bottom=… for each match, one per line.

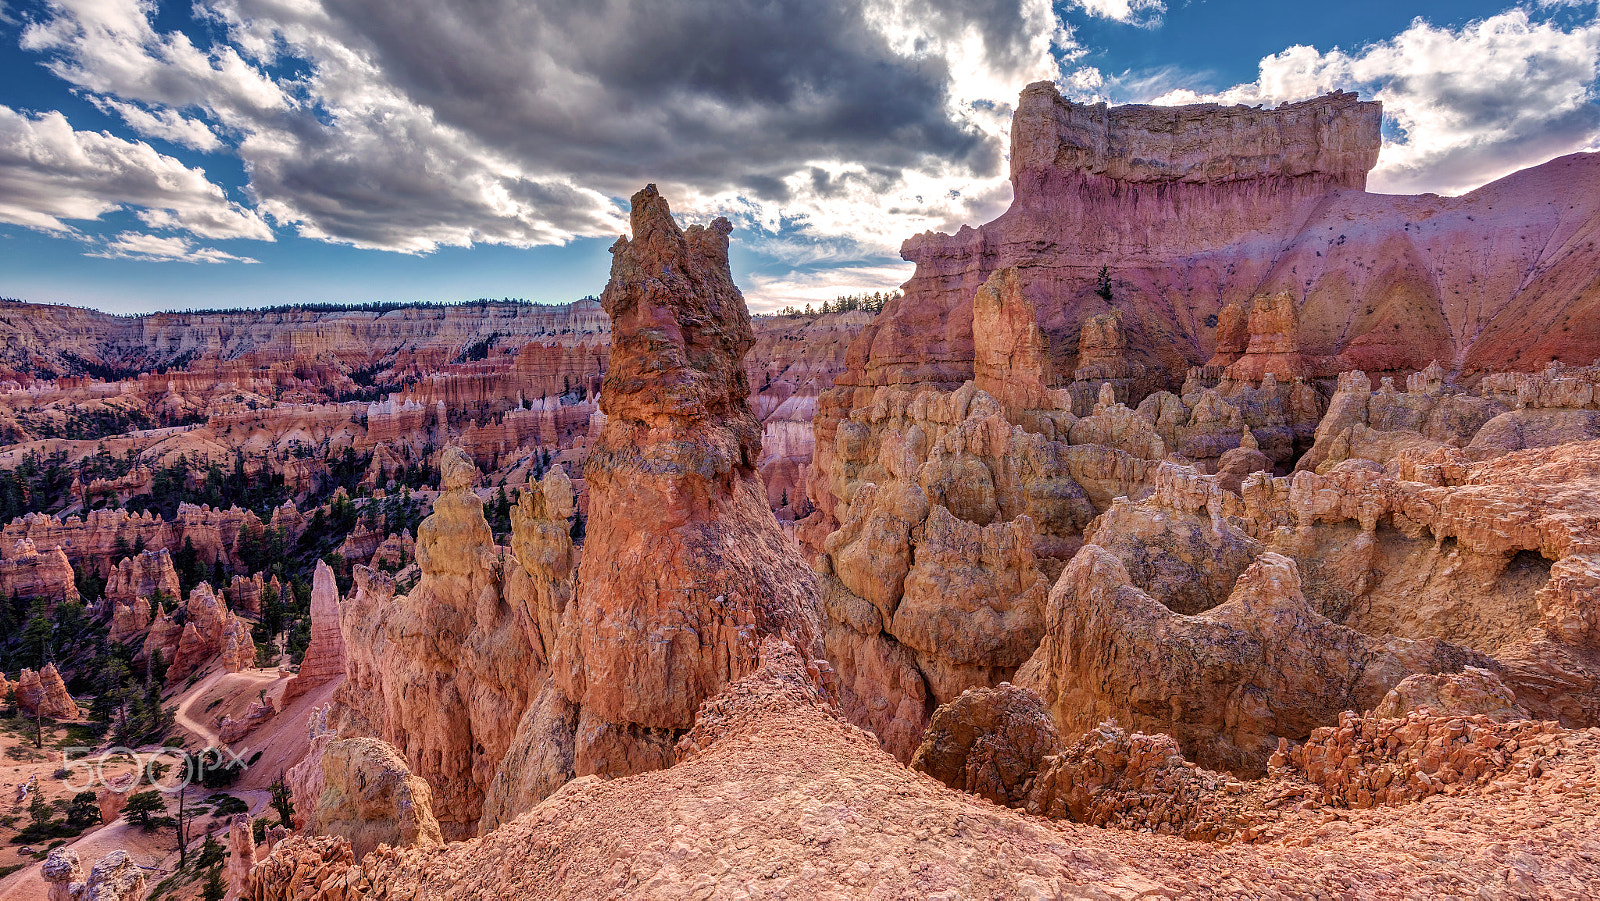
left=773, top=290, right=900, bottom=318
left=1, top=295, right=603, bottom=318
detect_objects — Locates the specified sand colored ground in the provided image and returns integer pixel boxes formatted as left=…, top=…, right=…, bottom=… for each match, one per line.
left=281, top=646, right=1600, bottom=899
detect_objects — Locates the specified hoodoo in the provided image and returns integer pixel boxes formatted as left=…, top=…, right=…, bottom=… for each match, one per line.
left=538, top=183, right=824, bottom=786
left=6, top=67, right=1599, bottom=898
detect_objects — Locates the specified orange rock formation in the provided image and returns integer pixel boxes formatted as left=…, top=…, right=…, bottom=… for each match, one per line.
left=282, top=560, right=346, bottom=704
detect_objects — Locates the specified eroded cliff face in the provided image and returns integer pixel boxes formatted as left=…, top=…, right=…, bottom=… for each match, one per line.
left=1010, top=88, right=1380, bottom=190
left=329, top=448, right=541, bottom=840
left=834, top=83, right=1598, bottom=400
left=808, top=84, right=1600, bottom=550
left=140, top=581, right=256, bottom=682
left=746, top=311, right=869, bottom=523
left=1007, top=364, right=1600, bottom=773
left=0, top=300, right=605, bottom=381
left=323, top=187, right=824, bottom=840
left=793, top=84, right=1600, bottom=774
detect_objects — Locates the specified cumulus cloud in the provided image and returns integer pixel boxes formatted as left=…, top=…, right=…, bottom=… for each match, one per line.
left=87, top=231, right=259, bottom=262
left=20, top=0, right=287, bottom=122
left=0, top=104, right=271, bottom=238
left=13, top=0, right=1069, bottom=257
left=1150, top=9, right=1600, bottom=195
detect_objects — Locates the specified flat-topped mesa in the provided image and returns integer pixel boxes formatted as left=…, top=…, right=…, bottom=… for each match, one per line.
left=550, top=184, right=821, bottom=779
left=1010, top=83, right=1381, bottom=187
left=882, top=85, right=1392, bottom=404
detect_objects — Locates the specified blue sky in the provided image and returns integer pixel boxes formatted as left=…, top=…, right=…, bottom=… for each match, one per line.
left=1, top=0, right=1597, bottom=314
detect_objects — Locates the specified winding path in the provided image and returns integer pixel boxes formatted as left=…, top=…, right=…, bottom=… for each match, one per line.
left=172, top=670, right=225, bottom=747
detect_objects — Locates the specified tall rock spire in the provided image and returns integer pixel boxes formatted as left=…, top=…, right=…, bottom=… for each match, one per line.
left=549, top=184, right=822, bottom=778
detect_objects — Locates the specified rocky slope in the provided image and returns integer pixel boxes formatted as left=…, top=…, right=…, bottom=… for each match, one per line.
left=241, top=639, right=1600, bottom=898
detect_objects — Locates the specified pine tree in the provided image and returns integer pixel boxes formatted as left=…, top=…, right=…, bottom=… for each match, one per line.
left=201, top=867, right=225, bottom=901
left=124, top=791, right=164, bottom=829
left=270, top=772, right=294, bottom=827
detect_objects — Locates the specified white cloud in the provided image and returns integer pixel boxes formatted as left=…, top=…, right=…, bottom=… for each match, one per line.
left=0, top=104, right=271, bottom=239
left=21, top=0, right=287, bottom=124
left=1150, top=9, right=1600, bottom=195
left=1072, top=0, right=1164, bottom=26
left=88, top=96, right=223, bottom=151
left=87, top=231, right=259, bottom=262
left=743, top=263, right=915, bottom=314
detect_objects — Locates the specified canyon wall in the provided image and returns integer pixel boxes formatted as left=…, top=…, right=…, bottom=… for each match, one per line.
left=0, top=300, right=607, bottom=381
left=809, top=82, right=1600, bottom=548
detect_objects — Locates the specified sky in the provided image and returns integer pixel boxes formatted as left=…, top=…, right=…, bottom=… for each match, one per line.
left=0, top=0, right=1597, bottom=314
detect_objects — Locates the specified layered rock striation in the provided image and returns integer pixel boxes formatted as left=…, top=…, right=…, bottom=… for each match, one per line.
left=538, top=184, right=822, bottom=788
left=0, top=537, right=79, bottom=606
left=14, top=663, right=78, bottom=719
left=831, top=83, right=1599, bottom=401
left=141, top=581, right=255, bottom=682
left=329, top=450, right=540, bottom=839
left=807, top=81, right=1600, bottom=557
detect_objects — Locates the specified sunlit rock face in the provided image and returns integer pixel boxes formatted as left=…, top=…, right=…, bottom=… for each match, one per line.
left=793, top=85, right=1600, bottom=771
left=328, top=187, right=824, bottom=839
left=808, top=82, right=1600, bottom=552
left=548, top=184, right=822, bottom=782
left=327, top=447, right=540, bottom=840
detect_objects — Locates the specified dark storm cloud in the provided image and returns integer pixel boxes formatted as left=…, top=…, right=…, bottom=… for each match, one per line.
left=14, top=0, right=1061, bottom=252
left=272, top=0, right=1002, bottom=195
